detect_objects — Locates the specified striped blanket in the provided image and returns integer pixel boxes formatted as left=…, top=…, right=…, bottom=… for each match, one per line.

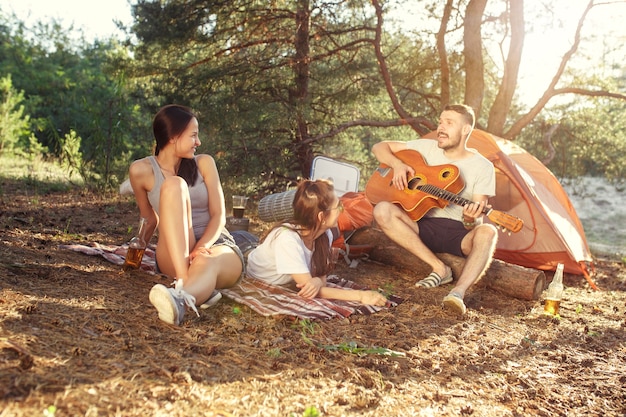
left=221, top=275, right=401, bottom=320
left=60, top=243, right=400, bottom=320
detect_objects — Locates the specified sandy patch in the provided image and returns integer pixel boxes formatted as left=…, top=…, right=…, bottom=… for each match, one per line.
left=561, top=176, right=626, bottom=258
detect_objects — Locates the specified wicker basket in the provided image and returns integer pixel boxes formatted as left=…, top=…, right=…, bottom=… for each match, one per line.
left=257, top=189, right=296, bottom=222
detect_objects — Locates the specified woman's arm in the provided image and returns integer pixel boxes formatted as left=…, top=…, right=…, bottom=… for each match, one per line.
left=292, top=272, right=325, bottom=298
left=293, top=272, right=387, bottom=306
left=128, top=158, right=158, bottom=241
left=193, top=154, right=227, bottom=252
left=318, top=286, right=387, bottom=306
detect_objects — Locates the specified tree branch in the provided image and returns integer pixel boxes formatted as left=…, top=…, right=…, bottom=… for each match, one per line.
left=370, top=0, right=422, bottom=134
left=504, top=0, right=594, bottom=139
left=304, top=117, right=435, bottom=145
left=541, top=123, right=560, bottom=166
left=552, top=87, right=626, bottom=100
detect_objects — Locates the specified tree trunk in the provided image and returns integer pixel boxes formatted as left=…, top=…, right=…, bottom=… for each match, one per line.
left=292, top=0, right=313, bottom=177
left=436, top=0, right=454, bottom=107
left=487, top=0, right=525, bottom=136
left=463, top=0, right=487, bottom=117
left=349, top=227, right=546, bottom=301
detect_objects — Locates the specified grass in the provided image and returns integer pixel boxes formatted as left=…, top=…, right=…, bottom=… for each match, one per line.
left=0, top=153, right=84, bottom=195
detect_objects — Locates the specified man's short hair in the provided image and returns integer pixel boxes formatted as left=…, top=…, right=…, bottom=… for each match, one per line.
left=444, top=104, right=475, bottom=130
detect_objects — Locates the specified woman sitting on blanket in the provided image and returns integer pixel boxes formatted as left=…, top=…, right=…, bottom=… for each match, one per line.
left=246, top=179, right=387, bottom=306
left=127, top=104, right=244, bottom=326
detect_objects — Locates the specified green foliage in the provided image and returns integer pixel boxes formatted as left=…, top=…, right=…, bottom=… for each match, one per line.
left=266, top=348, right=282, bottom=358
left=0, top=75, right=31, bottom=154
left=22, top=135, right=48, bottom=161
left=292, top=319, right=319, bottom=346
left=127, top=0, right=438, bottom=193
left=0, top=14, right=151, bottom=189
left=43, top=405, right=57, bottom=417
left=59, top=130, right=85, bottom=181
left=289, top=406, right=320, bottom=417
left=3, top=1, right=626, bottom=195
left=322, top=341, right=406, bottom=357
left=377, top=283, right=395, bottom=299
left=517, top=97, right=626, bottom=182
left=302, top=406, right=320, bottom=417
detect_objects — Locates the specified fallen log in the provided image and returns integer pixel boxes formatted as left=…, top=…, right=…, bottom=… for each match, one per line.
left=348, top=227, right=546, bottom=301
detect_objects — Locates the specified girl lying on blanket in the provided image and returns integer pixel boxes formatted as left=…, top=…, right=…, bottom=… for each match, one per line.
left=127, top=104, right=244, bottom=326
left=246, top=179, right=387, bottom=306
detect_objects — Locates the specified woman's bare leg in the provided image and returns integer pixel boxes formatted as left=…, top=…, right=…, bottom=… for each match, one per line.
left=155, top=176, right=195, bottom=280
left=184, top=245, right=242, bottom=303
left=154, top=176, right=242, bottom=304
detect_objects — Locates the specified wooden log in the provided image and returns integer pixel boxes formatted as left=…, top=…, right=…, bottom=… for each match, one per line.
left=348, top=227, right=546, bottom=301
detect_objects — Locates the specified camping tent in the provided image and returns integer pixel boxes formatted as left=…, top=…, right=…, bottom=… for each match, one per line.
left=423, top=129, right=595, bottom=288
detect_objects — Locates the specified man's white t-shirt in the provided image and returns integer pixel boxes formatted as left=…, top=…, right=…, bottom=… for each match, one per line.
left=246, top=226, right=333, bottom=285
left=406, top=139, right=495, bottom=221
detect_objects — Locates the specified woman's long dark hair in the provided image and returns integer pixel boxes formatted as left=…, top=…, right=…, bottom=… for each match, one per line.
left=152, top=104, right=198, bottom=186
left=262, top=179, right=336, bottom=277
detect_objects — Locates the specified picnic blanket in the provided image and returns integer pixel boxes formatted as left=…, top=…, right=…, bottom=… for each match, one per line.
left=60, top=243, right=401, bottom=320
left=60, top=242, right=159, bottom=274
left=220, top=275, right=400, bottom=320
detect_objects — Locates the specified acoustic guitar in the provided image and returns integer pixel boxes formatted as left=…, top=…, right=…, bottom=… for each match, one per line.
left=365, top=149, right=523, bottom=233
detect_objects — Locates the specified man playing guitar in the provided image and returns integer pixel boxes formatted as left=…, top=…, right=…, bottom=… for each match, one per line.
left=370, top=104, right=497, bottom=315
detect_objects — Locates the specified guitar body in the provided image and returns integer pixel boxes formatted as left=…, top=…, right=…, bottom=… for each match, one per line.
left=365, top=150, right=465, bottom=221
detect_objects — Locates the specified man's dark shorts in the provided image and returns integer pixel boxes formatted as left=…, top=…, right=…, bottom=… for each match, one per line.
left=417, top=217, right=469, bottom=258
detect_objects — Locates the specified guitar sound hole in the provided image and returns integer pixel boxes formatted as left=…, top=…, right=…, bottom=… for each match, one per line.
left=442, top=169, right=452, bottom=178
left=407, top=178, right=423, bottom=190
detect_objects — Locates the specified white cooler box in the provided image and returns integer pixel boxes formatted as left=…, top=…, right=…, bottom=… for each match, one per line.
left=310, top=156, right=360, bottom=196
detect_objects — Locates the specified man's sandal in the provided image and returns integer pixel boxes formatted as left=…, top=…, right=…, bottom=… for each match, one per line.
left=442, top=292, right=467, bottom=315
left=415, top=269, right=453, bottom=288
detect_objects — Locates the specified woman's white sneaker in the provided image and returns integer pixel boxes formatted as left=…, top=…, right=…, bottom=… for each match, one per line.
left=149, top=279, right=199, bottom=325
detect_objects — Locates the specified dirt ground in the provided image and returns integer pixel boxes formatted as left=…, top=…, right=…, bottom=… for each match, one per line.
left=1, top=179, right=625, bottom=417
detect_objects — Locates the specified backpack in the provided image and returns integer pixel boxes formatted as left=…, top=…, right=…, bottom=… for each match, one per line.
left=332, top=192, right=375, bottom=266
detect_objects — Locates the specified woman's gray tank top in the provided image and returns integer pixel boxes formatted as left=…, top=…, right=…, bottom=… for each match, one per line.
left=146, top=156, right=211, bottom=241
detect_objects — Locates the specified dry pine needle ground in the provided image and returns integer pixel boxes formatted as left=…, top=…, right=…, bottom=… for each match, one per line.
left=1, top=182, right=625, bottom=417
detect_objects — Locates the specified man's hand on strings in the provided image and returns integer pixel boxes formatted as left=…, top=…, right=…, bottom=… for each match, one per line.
left=391, top=162, right=414, bottom=190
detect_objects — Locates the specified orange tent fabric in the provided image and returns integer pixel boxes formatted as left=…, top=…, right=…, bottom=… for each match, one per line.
left=423, top=129, right=595, bottom=288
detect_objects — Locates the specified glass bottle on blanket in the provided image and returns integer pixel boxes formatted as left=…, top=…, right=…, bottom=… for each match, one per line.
left=543, top=263, right=564, bottom=315
left=123, top=217, right=148, bottom=271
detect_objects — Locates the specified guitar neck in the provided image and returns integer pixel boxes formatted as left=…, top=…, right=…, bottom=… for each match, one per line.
left=417, top=184, right=490, bottom=214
